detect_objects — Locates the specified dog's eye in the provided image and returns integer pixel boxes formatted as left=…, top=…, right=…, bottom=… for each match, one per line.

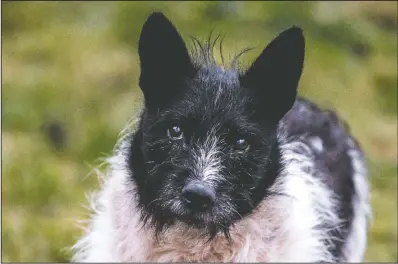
left=234, top=138, right=249, bottom=151
left=167, top=125, right=183, bottom=139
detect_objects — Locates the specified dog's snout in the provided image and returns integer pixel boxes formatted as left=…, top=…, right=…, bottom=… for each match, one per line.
left=182, top=181, right=216, bottom=211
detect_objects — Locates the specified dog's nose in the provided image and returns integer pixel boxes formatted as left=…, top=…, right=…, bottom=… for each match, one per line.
left=182, top=181, right=216, bottom=211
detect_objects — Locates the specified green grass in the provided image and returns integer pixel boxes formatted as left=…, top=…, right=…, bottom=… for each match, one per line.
left=2, top=1, right=397, bottom=262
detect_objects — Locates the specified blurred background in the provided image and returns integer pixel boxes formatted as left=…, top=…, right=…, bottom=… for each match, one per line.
left=1, top=1, right=397, bottom=262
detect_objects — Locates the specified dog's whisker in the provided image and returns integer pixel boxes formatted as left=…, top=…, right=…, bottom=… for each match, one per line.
left=229, top=206, right=243, bottom=220
left=146, top=198, right=162, bottom=208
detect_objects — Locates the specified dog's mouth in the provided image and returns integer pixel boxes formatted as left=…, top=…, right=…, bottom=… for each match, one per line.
left=168, top=191, right=238, bottom=226
left=176, top=215, right=233, bottom=241
left=142, top=196, right=235, bottom=241
left=170, top=205, right=234, bottom=241
left=176, top=210, right=210, bottom=225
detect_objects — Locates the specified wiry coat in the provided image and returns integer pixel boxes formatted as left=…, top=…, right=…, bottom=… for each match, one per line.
left=71, top=12, right=371, bottom=263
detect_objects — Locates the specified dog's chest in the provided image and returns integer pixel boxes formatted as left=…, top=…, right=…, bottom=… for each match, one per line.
left=142, top=232, right=268, bottom=262
left=119, top=209, right=286, bottom=262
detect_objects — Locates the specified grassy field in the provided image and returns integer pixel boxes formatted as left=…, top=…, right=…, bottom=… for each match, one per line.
left=2, top=1, right=397, bottom=262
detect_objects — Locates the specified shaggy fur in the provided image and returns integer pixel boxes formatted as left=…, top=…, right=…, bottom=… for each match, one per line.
left=71, top=12, right=371, bottom=262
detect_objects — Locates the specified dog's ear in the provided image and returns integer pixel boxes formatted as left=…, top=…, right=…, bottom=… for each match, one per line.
left=138, top=12, right=196, bottom=110
left=240, top=27, right=305, bottom=123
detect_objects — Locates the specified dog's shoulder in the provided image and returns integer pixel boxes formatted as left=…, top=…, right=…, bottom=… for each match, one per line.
left=280, top=96, right=364, bottom=169
left=279, top=96, right=363, bottom=203
left=278, top=96, right=369, bottom=260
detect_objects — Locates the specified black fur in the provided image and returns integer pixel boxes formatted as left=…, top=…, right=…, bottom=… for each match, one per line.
left=127, top=12, right=357, bottom=258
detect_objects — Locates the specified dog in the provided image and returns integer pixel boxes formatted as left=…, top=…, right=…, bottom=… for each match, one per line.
left=71, top=12, right=371, bottom=262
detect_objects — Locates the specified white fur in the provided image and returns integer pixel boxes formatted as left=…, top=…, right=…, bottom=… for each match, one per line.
left=71, top=131, right=355, bottom=262
left=310, top=136, right=324, bottom=152
left=214, top=80, right=223, bottom=104
left=194, top=135, right=223, bottom=184
left=342, top=138, right=372, bottom=262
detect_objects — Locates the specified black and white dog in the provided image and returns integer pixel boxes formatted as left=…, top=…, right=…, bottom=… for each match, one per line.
left=72, top=12, right=371, bottom=262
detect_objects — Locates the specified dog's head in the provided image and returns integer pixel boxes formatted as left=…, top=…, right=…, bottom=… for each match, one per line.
left=128, top=12, right=305, bottom=239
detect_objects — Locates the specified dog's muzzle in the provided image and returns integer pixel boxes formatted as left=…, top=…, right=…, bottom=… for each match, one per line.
left=181, top=180, right=216, bottom=212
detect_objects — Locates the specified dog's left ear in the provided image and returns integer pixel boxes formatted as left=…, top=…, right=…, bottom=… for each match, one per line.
left=138, top=12, right=196, bottom=110
left=240, top=27, right=305, bottom=123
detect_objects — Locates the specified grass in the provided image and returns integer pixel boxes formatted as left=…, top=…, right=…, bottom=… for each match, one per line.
left=2, top=1, right=397, bottom=262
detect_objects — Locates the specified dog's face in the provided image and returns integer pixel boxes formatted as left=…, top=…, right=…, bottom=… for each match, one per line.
left=128, top=12, right=305, bottom=238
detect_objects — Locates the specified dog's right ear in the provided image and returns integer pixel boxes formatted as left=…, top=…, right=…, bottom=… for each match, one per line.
left=138, top=12, right=196, bottom=110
